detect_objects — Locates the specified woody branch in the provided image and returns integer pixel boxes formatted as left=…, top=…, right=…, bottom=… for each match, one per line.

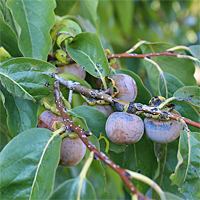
left=53, top=80, right=150, bottom=200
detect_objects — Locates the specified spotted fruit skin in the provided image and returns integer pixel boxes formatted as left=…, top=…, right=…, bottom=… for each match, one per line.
left=60, top=137, right=86, bottom=167
left=57, top=63, right=86, bottom=79
left=112, top=74, right=137, bottom=102
left=38, top=110, right=63, bottom=131
left=105, top=112, right=144, bottom=145
left=144, top=110, right=184, bottom=143
left=82, top=102, right=114, bottom=117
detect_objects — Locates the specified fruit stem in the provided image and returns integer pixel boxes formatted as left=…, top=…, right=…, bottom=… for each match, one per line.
left=53, top=126, right=65, bottom=135
left=126, top=169, right=166, bottom=200
left=77, top=151, right=94, bottom=199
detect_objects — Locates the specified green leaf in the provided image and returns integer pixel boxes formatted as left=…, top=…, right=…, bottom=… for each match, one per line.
left=0, top=128, right=61, bottom=199
left=59, top=73, right=91, bottom=88
left=0, top=83, right=39, bottom=137
left=173, top=86, right=200, bottom=109
left=7, top=0, right=56, bottom=61
left=54, top=0, right=77, bottom=16
left=0, top=0, right=18, bottom=35
left=159, top=73, right=185, bottom=98
left=66, top=32, right=109, bottom=79
left=69, top=106, right=107, bottom=139
left=140, top=42, right=197, bottom=95
left=152, top=140, right=183, bottom=199
left=0, top=58, right=56, bottom=101
left=115, top=69, right=152, bottom=104
left=49, top=177, right=96, bottom=200
left=0, top=11, right=22, bottom=57
left=79, top=0, right=98, bottom=27
left=123, top=135, right=157, bottom=195
left=170, top=131, right=200, bottom=199
left=0, top=96, right=9, bottom=151
left=188, top=45, right=200, bottom=59
left=163, top=192, right=183, bottom=200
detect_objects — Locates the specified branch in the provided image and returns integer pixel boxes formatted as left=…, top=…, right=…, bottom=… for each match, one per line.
left=53, top=80, right=150, bottom=200
left=54, top=75, right=200, bottom=129
left=107, top=51, right=180, bottom=59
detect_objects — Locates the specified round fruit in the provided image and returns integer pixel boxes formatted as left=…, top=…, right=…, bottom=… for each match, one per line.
left=57, top=63, right=86, bottom=79
left=144, top=110, right=184, bottom=143
left=38, top=110, right=63, bottom=131
left=112, top=74, right=137, bottom=102
left=59, top=137, right=86, bottom=167
left=105, top=112, right=144, bottom=145
left=82, top=102, right=114, bottom=117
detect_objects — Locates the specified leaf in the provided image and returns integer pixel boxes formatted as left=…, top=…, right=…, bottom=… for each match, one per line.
left=152, top=140, right=183, bottom=199
left=66, top=32, right=109, bottom=79
left=79, top=0, right=98, bottom=27
left=0, top=83, right=39, bottom=137
left=123, top=135, right=157, bottom=195
left=59, top=73, right=91, bottom=88
left=159, top=73, right=185, bottom=98
left=140, top=42, right=197, bottom=95
left=7, top=0, right=56, bottom=61
left=115, top=69, right=152, bottom=104
left=163, top=192, right=183, bottom=200
left=69, top=106, right=124, bottom=153
left=0, top=57, right=56, bottom=101
left=54, top=0, right=77, bottom=16
left=170, top=131, right=200, bottom=199
left=69, top=106, right=107, bottom=139
left=0, top=96, right=9, bottom=151
left=49, top=177, right=96, bottom=200
left=0, top=128, right=61, bottom=200
left=0, top=11, right=22, bottom=57
left=188, top=45, right=200, bottom=59
left=0, top=0, right=18, bottom=35
left=173, top=86, right=200, bottom=109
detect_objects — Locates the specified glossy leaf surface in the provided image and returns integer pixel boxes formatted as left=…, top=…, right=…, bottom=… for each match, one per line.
left=0, top=128, right=61, bottom=199
left=7, top=0, right=56, bottom=60
left=0, top=58, right=56, bottom=101
left=66, top=32, right=109, bottom=78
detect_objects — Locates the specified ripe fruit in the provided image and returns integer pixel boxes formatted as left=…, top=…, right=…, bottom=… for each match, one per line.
left=38, top=110, right=63, bottom=131
left=105, top=112, right=144, bottom=145
left=112, top=74, right=137, bottom=102
left=57, top=63, right=86, bottom=79
left=144, top=110, right=184, bottom=143
left=59, top=137, right=86, bottom=167
left=82, top=102, right=114, bottom=117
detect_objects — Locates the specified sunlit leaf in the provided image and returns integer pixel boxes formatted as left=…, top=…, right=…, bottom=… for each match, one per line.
left=0, top=128, right=61, bottom=199
left=0, top=58, right=56, bottom=101
left=7, top=0, right=56, bottom=61
left=66, top=32, right=109, bottom=79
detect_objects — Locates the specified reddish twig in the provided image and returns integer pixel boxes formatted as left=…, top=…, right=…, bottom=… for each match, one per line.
left=107, top=51, right=181, bottom=59
left=53, top=80, right=150, bottom=200
left=54, top=75, right=200, bottom=129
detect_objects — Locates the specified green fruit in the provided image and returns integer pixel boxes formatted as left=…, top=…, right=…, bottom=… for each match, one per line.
left=105, top=112, right=144, bottom=145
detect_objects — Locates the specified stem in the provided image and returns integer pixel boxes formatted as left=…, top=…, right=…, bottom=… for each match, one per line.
left=77, top=151, right=94, bottom=200
left=126, top=170, right=166, bottom=200
left=126, top=40, right=149, bottom=53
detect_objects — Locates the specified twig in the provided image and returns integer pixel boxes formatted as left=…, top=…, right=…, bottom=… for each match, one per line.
left=107, top=51, right=180, bottom=59
left=54, top=75, right=200, bottom=129
left=53, top=80, right=150, bottom=200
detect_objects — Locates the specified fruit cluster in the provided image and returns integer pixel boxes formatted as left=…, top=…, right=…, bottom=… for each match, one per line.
left=105, top=74, right=183, bottom=145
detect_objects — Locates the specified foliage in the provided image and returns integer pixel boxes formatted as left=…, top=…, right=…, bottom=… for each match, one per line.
left=0, top=0, right=199, bottom=200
